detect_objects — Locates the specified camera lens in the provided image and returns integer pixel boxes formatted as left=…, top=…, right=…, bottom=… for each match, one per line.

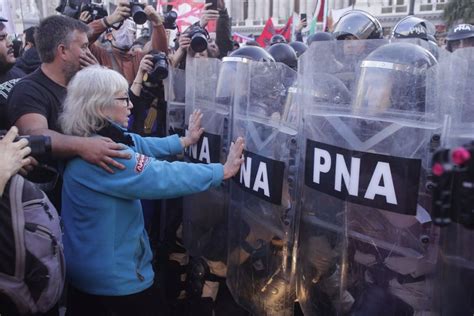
left=131, top=3, right=147, bottom=25
left=191, top=32, right=208, bottom=53
left=147, top=53, right=169, bottom=83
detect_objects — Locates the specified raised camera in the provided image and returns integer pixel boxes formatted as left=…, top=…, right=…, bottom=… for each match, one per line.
left=186, top=25, right=209, bottom=53
left=129, top=1, right=147, bottom=25
left=163, top=11, right=178, bottom=30
left=145, top=52, right=169, bottom=83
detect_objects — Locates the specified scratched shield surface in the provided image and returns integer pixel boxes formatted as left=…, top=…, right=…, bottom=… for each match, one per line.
left=431, top=48, right=474, bottom=315
left=181, top=57, right=233, bottom=263
left=226, top=60, right=299, bottom=316
left=295, top=40, right=442, bottom=316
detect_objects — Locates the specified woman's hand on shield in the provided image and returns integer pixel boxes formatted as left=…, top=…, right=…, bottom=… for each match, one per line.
left=223, top=137, right=245, bottom=180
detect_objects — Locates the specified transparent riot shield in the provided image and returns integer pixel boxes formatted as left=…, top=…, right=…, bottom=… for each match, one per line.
left=182, top=57, right=230, bottom=263
left=308, top=39, right=388, bottom=93
left=164, top=67, right=186, bottom=136
left=295, top=41, right=441, bottom=315
left=226, top=61, right=298, bottom=316
left=431, top=48, right=474, bottom=315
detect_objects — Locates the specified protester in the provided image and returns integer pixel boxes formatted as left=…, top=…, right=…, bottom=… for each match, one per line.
left=7, top=15, right=129, bottom=210
left=0, top=16, right=25, bottom=130
left=58, top=65, right=244, bottom=315
left=16, top=26, right=42, bottom=74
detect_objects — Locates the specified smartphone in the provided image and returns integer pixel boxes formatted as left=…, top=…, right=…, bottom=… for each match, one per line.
left=206, top=0, right=218, bottom=10
left=300, top=13, right=307, bottom=21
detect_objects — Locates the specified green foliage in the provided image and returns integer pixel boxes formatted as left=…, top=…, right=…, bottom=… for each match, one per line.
left=443, top=0, right=474, bottom=27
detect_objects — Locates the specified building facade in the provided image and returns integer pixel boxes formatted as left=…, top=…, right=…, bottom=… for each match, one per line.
left=228, top=0, right=448, bottom=37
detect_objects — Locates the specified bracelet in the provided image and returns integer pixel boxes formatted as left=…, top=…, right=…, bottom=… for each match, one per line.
left=132, top=81, right=143, bottom=85
left=103, top=17, right=113, bottom=28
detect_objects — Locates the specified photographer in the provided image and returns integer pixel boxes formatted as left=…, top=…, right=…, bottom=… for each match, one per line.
left=169, top=0, right=231, bottom=68
left=87, top=0, right=169, bottom=84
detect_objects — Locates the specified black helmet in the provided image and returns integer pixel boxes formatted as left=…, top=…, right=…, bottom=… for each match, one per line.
left=228, top=46, right=275, bottom=62
left=354, top=42, right=437, bottom=113
left=306, top=32, right=334, bottom=46
left=288, top=41, right=308, bottom=57
left=218, top=46, right=275, bottom=103
left=446, top=24, right=474, bottom=52
left=267, top=43, right=298, bottom=70
left=270, top=34, right=287, bottom=46
left=391, top=16, right=436, bottom=41
left=333, top=10, right=383, bottom=40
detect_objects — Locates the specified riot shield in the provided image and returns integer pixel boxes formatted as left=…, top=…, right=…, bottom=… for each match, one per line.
left=226, top=60, right=298, bottom=316
left=182, top=57, right=230, bottom=262
left=309, top=39, right=389, bottom=92
left=431, top=48, right=474, bottom=315
left=164, top=67, right=187, bottom=136
left=295, top=41, right=441, bottom=315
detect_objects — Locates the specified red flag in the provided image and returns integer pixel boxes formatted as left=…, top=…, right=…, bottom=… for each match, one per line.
left=275, top=16, right=293, bottom=41
left=257, top=16, right=294, bottom=47
left=256, top=18, right=276, bottom=47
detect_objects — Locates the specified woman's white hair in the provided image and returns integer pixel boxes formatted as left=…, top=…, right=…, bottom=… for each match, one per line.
left=60, top=65, right=128, bottom=136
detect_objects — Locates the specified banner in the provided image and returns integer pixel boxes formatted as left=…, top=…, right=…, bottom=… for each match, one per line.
left=158, top=0, right=216, bottom=32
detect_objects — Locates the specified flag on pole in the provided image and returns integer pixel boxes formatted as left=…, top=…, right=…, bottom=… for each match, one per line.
left=309, top=0, right=327, bottom=34
left=256, top=18, right=275, bottom=47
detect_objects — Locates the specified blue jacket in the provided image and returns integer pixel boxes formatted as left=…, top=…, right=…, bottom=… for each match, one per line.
left=62, top=132, right=223, bottom=296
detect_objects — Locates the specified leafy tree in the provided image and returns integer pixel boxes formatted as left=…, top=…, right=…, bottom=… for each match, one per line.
left=443, top=0, right=474, bottom=27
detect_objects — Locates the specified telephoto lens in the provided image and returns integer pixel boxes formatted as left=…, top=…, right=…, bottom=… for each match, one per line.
left=130, top=1, right=147, bottom=25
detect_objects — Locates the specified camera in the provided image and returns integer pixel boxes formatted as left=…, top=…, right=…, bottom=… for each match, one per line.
left=186, top=25, right=209, bottom=53
left=129, top=1, right=147, bottom=25
left=0, top=132, right=52, bottom=157
left=431, top=142, right=474, bottom=229
left=144, top=52, right=169, bottom=83
left=55, top=1, right=108, bottom=21
left=163, top=10, right=178, bottom=30
left=81, top=2, right=108, bottom=21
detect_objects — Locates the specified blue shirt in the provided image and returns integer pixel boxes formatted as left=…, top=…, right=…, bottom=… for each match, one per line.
left=62, top=132, right=223, bottom=295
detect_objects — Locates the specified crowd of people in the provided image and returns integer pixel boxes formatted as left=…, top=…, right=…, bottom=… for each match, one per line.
left=0, top=0, right=473, bottom=315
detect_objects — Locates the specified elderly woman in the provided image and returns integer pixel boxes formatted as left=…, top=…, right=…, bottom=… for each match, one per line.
left=59, top=66, right=244, bottom=316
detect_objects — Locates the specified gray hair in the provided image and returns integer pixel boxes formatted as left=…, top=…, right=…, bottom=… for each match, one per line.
left=60, top=66, right=128, bottom=136
left=36, top=15, right=89, bottom=63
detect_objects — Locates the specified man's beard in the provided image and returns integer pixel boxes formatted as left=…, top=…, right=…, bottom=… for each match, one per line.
left=63, top=60, right=80, bottom=84
left=0, top=55, right=14, bottom=73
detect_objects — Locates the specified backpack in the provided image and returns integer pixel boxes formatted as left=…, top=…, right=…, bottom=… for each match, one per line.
left=0, top=174, right=65, bottom=315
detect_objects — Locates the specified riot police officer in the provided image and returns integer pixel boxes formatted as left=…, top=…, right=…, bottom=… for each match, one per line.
left=446, top=23, right=474, bottom=52
left=267, top=43, right=298, bottom=70
left=270, top=34, right=287, bottom=45
left=333, top=10, right=383, bottom=40
left=289, top=41, right=308, bottom=58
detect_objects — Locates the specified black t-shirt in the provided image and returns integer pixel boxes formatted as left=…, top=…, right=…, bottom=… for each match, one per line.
left=0, top=66, right=25, bottom=130
left=7, top=67, right=66, bottom=132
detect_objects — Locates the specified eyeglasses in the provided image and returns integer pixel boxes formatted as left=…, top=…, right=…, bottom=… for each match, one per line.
left=114, top=97, right=131, bottom=107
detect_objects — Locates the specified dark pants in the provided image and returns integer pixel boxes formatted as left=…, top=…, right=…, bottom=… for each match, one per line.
left=66, top=283, right=167, bottom=316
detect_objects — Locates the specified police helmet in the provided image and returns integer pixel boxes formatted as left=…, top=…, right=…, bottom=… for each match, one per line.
left=289, top=41, right=308, bottom=57
left=306, top=32, right=334, bottom=46
left=391, top=16, right=436, bottom=41
left=267, top=43, right=298, bottom=70
left=354, top=42, right=437, bottom=113
left=333, top=10, right=383, bottom=40
left=446, top=24, right=474, bottom=52
left=270, top=34, right=287, bottom=45
left=227, top=45, right=275, bottom=62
